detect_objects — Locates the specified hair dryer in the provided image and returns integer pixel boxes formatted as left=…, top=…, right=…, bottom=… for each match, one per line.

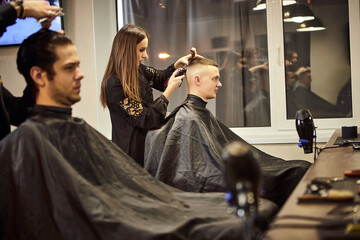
left=222, top=141, right=262, bottom=240
left=222, top=141, right=261, bottom=215
left=295, top=109, right=315, bottom=154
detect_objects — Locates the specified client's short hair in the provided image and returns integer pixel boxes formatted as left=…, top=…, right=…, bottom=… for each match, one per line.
left=188, top=56, right=218, bottom=68
left=17, top=28, right=73, bottom=95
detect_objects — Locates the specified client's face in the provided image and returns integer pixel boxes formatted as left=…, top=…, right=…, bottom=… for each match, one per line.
left=47, top=44, right=84, bottom=107
left=200, top=65, right=221, bottom=101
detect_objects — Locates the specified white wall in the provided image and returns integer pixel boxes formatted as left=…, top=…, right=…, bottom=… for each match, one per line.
left=93, top=0, right=117, bottom=139
left=255, top=142, right=325, bottom=163
left=62, top=0, right=98, bottom=128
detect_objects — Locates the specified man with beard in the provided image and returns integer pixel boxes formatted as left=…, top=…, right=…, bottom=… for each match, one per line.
left=0, top=0, right=61, bottom=140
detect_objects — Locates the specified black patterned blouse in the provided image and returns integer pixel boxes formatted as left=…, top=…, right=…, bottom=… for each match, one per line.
left=105, top=64, right=175, bottom=166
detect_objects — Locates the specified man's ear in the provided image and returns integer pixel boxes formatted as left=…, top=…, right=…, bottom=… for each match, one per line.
left=194, top=75, right=201, bottom=86
left=30, top=66, right=47, bottom=87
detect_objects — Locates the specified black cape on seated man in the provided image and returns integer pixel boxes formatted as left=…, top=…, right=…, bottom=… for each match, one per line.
left=0, top=106, right=277, bottom=240
left=0, top=29, right=278, bottom=240
left=144, top=57, right=311, bottom=207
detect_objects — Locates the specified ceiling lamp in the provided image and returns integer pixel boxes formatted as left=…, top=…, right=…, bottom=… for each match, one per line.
left=283, top=0, right=297, bottom=6
left=158, top=53, right=170, bottom=59
left=253, top=0, right=297, bottom=11
left=296, top=18, right=325, bottom=32
left=253, top=0, right=266, bottom=10
left=283, top=4, right=315, bottom=23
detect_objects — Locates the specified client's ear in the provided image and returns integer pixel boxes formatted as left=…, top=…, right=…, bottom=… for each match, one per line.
left=194, top=75, right=201, bottom=86
left=30, top=66, right=46, bottom=87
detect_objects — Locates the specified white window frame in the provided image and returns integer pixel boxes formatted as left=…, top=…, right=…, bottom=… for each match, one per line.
left=230, top=0, right=360, bottom=144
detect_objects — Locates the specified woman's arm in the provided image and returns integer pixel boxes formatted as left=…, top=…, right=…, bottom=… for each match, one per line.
left=141, top=65, right=185, bottom=100
left=105, top=75, right=169, bottom=130
left=0, top=3, right=17, bottom=37
left=141, top=52, right=193, bottom=92
left=4, top=85, right=35, bottom=126
left=140, top=64, right=175, bottom=92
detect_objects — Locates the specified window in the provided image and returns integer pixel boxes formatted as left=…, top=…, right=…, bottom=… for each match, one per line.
left=117, top=0, right=360, bottom=143
left=283, top=0, right=351, bottom=120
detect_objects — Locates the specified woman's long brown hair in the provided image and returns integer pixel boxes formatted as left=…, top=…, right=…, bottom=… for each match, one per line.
left=100, top=24, right=149, bottom=108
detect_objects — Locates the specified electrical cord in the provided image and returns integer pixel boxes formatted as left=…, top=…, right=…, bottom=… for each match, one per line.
left=318, top=146, right=342, bottom=153
left=311, top=127, right=349, bottom=160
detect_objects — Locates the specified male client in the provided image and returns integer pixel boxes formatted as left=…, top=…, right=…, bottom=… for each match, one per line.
left=0, top=29, right=278, bottom=240
left=144, top=57, right=311, bottom=207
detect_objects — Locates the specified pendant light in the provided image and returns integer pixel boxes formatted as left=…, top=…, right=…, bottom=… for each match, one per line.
left=296, top=17, right=325, bottom=32
left=253, top=0, right=297, bottom=11
left=283, top=4, right=315, bottom=23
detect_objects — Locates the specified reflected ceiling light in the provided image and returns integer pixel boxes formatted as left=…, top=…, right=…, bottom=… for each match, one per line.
left=253, top=0, right=297, bottom=11
left=253, top=0, right=266, bottom=11
left=158, top=53, right=170, bottom=59
left=296, top=18, right=325, bottom=32
left=283, top=0, right=297, bottom=6
left=159, top=0, right=167, bottom=9
left=284, top=4, right=315, bottom=23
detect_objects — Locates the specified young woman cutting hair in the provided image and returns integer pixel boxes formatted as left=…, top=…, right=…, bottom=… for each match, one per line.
left=100, top=24, right=192, bottom=166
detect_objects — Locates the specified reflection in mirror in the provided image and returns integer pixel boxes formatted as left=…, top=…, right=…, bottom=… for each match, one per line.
left=283, top=0, right=351, bottom=119
left=122, top=0, right=270, bottom=127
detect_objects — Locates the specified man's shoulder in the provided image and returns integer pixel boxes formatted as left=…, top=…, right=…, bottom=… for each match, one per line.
left=149, top=105, right=197, bottom=134
left=0, top=120, right=41, bottom=148
left=172, top=105, right=199, bottom=122
left=15, top=118, right=52, bottom=136
left=4, top=116, right=86, bottom=137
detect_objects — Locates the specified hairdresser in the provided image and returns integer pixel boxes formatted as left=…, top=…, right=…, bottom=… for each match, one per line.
left=0, top=0, right=60, bottom=140
left=100, top=24, right=193, bottom=166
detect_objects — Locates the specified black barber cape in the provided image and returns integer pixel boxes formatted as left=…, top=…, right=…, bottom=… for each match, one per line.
left=144, top=94, right=311, bottom=207
left=0, top=105, right=277, bottom=240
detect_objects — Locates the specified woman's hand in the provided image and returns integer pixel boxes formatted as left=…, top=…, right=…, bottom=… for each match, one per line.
left=162, top=69, right=186, bottom=99
left=174, top=54, right=192, bottom=69
left=168, top=68, right=186, bottom=89
left=23, top=1, right=61, bottom=20
left=10, top=1, right=62, bottom=28
left=174, top=47, right=199, bottom=69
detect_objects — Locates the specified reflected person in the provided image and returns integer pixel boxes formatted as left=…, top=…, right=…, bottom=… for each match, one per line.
left=245, top=66, right=270, bottom=127
left=287, top=66, right=341, bottom=118
left=285, top=50, right=299, bottom=72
